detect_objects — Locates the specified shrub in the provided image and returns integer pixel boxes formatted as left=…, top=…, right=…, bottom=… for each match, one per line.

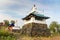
left=0, top=30, right=16, bottom=40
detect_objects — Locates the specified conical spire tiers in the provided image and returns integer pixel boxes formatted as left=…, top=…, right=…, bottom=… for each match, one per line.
left=29, top=5, right=37, bottom=13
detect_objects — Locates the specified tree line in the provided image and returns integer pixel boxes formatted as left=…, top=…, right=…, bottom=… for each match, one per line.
left=2, top=20, right=15, bottom=26
left=49, top=21, right=60, bottom=34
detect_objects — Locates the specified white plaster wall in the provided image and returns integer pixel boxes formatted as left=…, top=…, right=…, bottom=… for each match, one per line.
left=24, top=17, right=46, bottom=24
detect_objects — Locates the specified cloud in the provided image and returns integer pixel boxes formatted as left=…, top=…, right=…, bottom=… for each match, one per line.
left=0, top=0, right=60, bottom=27
left=0, top=10, right=23, bottom=27
left=0, top=10, right=15, bottom=21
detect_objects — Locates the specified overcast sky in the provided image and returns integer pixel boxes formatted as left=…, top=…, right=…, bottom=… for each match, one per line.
left=0, top=0, right=60, bottom=27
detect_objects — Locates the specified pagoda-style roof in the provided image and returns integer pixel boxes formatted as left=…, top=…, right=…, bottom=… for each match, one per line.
left=22, top=5, right=50, bottom=20
left=22, top=11, right=49, bottom=20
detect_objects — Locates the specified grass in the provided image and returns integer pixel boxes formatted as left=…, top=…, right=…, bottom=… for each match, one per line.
left=0, top=28, right=16, bottom=40
left=0, top=26, right=60, bottom=40
left=16, top=35, right=60, bottom=40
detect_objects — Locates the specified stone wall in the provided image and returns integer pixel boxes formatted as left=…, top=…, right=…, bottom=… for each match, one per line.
left=22, top=23, right=51, bottom=36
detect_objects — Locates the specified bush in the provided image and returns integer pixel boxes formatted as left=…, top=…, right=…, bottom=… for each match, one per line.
left=0, top=30, right=16, bottom=40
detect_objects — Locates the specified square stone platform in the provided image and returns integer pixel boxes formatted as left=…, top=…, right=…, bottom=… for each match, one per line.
left=22, top=23, right=51, bottom=36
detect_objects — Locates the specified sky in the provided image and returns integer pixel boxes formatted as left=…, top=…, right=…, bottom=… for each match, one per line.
left=0, top=0, right=60, bottom=28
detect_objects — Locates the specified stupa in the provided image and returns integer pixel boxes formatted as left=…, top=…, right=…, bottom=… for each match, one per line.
left=22, top=5, right=50, bottom=36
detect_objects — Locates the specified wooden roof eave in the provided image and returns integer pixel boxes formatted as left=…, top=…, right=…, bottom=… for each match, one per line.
left=22, top=14, right=34, bottom=20
left=22, top=13, right=50, bottom=20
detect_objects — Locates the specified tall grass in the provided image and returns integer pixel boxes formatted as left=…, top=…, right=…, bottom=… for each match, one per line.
left=0, top=29, right=16, bottom=40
